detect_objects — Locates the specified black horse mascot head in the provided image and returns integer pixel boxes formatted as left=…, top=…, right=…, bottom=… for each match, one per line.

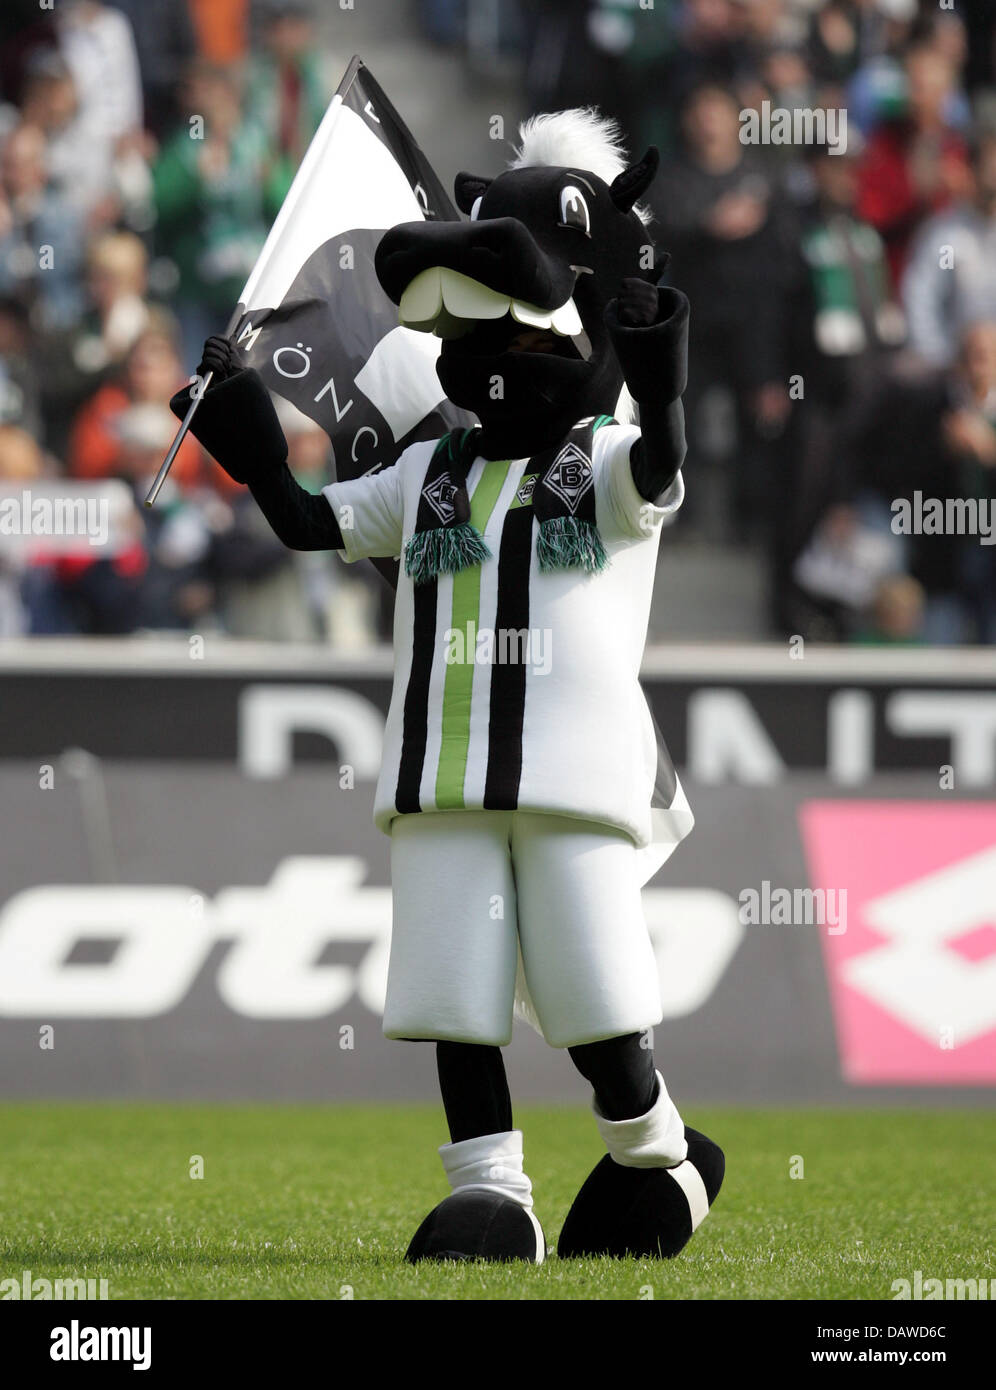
left=375, top=110, right=660, bottom=460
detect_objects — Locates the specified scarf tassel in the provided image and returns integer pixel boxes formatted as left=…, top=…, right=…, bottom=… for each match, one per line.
left=404, top=522, right=492, bottom=586
left=537, top=515, right=608, bottom=575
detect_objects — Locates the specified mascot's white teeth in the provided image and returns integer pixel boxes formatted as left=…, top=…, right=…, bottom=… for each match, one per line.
left=399, top=266, right=580, bottom=341
left=440, top=269, right=508, bottom=322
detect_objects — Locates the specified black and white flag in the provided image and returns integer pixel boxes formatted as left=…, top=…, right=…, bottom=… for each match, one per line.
left=230, top=56, right=472, bottom=541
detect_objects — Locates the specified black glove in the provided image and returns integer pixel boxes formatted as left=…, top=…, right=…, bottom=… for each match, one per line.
left=170, top=365, right=288, bottom=486
left=606, top=285, right=691, bottom=501
left=615, top=277, right=660, bottom=328
left=196, top=334, right=239, bottom=386
left=606, top=285, right=688, bottom=403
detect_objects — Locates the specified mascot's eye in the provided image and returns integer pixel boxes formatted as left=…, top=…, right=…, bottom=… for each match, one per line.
left=470, top=195, right=483, bottom=221
left=558, top=185, right=591, bottom=236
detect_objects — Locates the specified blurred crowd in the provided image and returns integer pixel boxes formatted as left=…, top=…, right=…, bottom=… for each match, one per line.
left=510, top=0, right=996, bottom=644
left=0, top=0, right=382, bottom=644
left=0, top=0, right=994, bottom=645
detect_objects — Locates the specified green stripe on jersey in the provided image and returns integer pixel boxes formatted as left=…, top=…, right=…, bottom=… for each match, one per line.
left=435, top=459, right=511, bottom=808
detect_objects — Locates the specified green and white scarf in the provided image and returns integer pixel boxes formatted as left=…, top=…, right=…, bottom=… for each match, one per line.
left=404, top=415, right=614, bottom=586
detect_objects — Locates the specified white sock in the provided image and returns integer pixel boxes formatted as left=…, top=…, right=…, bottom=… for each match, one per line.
left=593, top=1071, right=688, bottom=1168
left=439, top=1129, right=535, bottom=1210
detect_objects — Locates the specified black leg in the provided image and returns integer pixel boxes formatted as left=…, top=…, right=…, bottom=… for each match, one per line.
left=436, top=1041, right=513, bottom=1142
left=568, top=1032, right=658, bottom=1120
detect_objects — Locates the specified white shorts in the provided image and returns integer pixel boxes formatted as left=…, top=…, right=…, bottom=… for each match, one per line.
left=383, top=809, right=663, bottom=1048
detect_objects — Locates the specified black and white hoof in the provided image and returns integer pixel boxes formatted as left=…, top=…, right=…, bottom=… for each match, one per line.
left=406, top=1191, right=546, bottom=1264
left=557, top=1126, right=724, bottom=1260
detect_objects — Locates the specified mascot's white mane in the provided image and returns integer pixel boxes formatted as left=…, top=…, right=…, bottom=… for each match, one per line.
left=510, top=108, right=646, bottom=425
left=511, top=108, right=629, bottom=181
left=509, top=108, right=653, bottom=227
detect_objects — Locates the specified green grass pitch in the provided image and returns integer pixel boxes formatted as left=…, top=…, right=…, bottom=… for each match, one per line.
left=0, top=1104, right=991, bottom=1300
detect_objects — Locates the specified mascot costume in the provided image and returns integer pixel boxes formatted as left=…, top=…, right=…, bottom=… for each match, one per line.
left=172, top=110, right=725, bottom=1263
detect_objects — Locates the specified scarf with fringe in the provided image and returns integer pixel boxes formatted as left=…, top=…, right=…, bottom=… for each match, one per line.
left=404, top=415, right=614, bottom=586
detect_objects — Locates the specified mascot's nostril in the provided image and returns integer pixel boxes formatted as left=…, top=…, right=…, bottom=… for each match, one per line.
left=468, top=241, right=506, bottom=269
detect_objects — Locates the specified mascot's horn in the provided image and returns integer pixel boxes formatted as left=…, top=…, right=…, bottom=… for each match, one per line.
left=609, top=147, right=660, bottom=214
left=454, top=171, right=493, bottom=215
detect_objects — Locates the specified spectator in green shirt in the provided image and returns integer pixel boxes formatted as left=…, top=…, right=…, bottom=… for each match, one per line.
left=152, top=60, right=271, bottom=368
left=245, top=0, right=329, bottom=210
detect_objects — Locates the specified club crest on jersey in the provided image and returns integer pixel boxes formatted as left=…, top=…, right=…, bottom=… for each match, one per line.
left=544, top=443, right=593, bottom=515
left=516, top=474, right=537, bottom=507
left=422, top=471, right=460, bottom=524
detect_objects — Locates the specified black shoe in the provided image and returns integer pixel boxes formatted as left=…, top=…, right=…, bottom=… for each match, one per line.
left=406, top=1190, right=546, bottom=1263
left=557, top=1126, right=724, bottom=1259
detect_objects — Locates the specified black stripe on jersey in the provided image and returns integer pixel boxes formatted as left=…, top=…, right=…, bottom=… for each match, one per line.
left=395, top=577, right=438, bottom=813
left=483, top=499, right=533, bottom=809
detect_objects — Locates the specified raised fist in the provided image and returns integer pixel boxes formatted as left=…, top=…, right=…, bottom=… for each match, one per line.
left=615, top=277, right=659, bottom=328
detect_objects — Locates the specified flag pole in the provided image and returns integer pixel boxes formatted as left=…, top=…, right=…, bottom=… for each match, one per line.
left=144, top=55, right=366, bottom=509
left=144, top=302, right=243, bottom=507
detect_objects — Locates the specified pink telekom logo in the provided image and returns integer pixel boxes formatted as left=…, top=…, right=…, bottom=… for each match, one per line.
left=799, top=802, right=996, bottom=1085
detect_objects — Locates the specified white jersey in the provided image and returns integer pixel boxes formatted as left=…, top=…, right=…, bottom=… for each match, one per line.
left=323, top=422, right=693, bottom=881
